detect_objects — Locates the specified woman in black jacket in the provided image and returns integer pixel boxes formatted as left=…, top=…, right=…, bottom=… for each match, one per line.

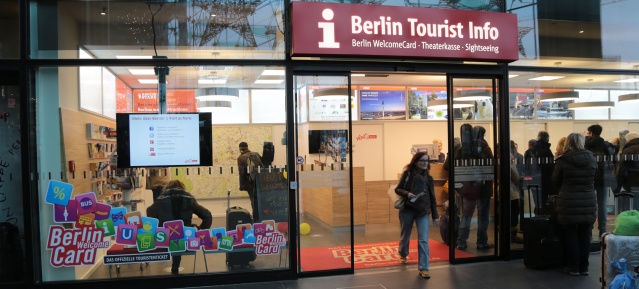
left=552, top=133, right=597, bottom=276
left=395, top=152, right=439, bottom=279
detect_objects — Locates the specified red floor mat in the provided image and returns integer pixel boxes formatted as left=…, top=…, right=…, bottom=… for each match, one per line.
left=300, top=239, right=473, bottom=271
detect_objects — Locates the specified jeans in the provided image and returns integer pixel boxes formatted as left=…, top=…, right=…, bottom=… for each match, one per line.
left=398, top=209, right=430, bottom=271
left=562, top=223, right=592, bottom=272
left=457, top=196, right=491, bottom=246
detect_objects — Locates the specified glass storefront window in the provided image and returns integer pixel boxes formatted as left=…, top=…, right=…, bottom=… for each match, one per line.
left=35, top=64, right=288, bottom=281
left=30, top=0, right=285, bottom=60
left=509, top=70, right=639, bottom=241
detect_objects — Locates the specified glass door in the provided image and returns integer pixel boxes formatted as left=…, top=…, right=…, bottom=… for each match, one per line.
left=447, top=75, right=502, bottom=262
left=293, top=73, right=354, bottom=273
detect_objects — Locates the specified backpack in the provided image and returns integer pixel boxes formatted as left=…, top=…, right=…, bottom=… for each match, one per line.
left=247, top=152, right=264, bottom=182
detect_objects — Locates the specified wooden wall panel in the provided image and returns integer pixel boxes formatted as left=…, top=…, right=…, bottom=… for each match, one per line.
left=366, top=180, right=390, bottom=224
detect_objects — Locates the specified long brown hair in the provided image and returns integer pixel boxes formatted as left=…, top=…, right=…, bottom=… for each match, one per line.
left=403, top=152, right=430, bottom=172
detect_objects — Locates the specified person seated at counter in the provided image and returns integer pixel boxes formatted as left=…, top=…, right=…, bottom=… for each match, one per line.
left=433, top=139, right=445, bottom=163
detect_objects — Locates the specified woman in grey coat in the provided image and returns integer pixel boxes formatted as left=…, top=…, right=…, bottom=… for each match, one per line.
left=552, top=133, right=597, bottom=276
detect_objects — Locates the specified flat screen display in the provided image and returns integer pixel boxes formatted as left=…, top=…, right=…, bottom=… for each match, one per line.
left=116, top=113, right=213, bottom=168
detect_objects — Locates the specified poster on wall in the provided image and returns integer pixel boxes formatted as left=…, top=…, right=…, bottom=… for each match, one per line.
left=359, top=86, right=406, bottom=120
left=42, top=180, right=287, bottom=267
left=408, top=87, right=447, bottom=120
left=308, top=86, right=358, bottom=122
left=133, top=90, right=197, bottom=113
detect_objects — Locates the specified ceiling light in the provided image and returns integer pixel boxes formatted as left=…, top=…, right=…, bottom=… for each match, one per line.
left=509, top=74, right=519, bottom=78
left=116, top=55, right=153, bottom=59
left=428, top=99, right=475, bottom=109
left=128, top=69, right=155, bottom=75
left=313, top=88, right=351, bottom=99
left=618, top=93, right=639, bottom=102
left=100, top=7, right=107, bottom=15
left=198, top=79, right=227, bottom=85
left=453, top=90, right=491, bottom=101
left=567, top=101, right=615, bottom=110
left=540, top=91, right=579, bottom=102
left=138, top=79, right=161, bottom=84
left=528, top=76, right=565, bottom=81
left=261, top=69, right=285, bottom=76
left=210, top=13, right=216, bottom=17
left=195, top=87, right=239, bottom=101
left=614, top=79, right=639, bottom=83
left=351, top=74, right=365, bottom=77
left=254, top=79, right=284, bottom=84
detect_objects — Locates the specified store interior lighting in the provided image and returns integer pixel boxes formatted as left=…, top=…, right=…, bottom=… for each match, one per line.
left=539, top=91, right=579, bottom=102
left=453, top=90, right=491, bottom=101
left=567, top=101, right=615, bottom=110
left=197, top=100, right=233, bottom=111
left=313, top=87, right=351, bottom=99
left=618, top=93, right=639, bottom=102
left=195, top=87, right=240, bottom=101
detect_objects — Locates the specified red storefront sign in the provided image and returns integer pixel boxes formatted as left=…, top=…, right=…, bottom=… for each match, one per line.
left=116, top=78, right=132, bottom=113
left=291, top=2, right=518, bottom=62
left=133, top=90, right=197, bottom=113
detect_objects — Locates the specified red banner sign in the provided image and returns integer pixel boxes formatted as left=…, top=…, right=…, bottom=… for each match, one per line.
left=292, top=2, right=519, bottom=62
left=133, top=90, right=197, bottom=113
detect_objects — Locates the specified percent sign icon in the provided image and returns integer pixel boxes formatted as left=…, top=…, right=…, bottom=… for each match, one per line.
left=53, top=186, right=66, bottom=200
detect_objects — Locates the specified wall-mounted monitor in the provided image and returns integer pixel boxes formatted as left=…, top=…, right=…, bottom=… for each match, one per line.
left=116, top=113, right=213, bottom=168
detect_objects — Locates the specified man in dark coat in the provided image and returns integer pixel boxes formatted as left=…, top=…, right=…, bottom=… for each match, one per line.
left=455, top=125, right=494, bottom=250
left=584, top=124, right=613, bottom=237
left=237, top=141, right=263, bottom=221
left=617, top=132, right=639, bottom=210
left=552, top=133, right=597, bottom=276
left=526, top=131, right=555, bottom=215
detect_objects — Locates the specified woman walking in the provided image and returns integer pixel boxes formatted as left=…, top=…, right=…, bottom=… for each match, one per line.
left=395, top=152, right=439, bottom=279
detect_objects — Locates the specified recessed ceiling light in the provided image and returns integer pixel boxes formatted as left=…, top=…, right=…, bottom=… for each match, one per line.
left=138, top=79, right=162, bottom=84
left=254, top=79, right=284, bottom=84
left=128, top=69, right=155, bottom=75
left=509, top=74, right=519, bottom=78
left=210, top=14, right=216, bottom=17
left=351, top=74, right=365, bottom=77
left=528, top=76, right=565, bottom=81
left=100, top=8, right=107, bottom=15
left=261, top=70, right=285, bottom=76
left=116, top=55, right=153, bottom=59
left=614, top=79, right=639, bottom=83
left=579, top=30, right=584, bottom=33
left=198, top=79, right=227, bottom=84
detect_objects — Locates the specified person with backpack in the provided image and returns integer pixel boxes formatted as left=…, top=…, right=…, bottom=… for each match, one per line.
left=525, top=131, right=556, bottom=216
left=237, top=141, right=263, bottom=221
left=147, top=180, right=212, bottom=274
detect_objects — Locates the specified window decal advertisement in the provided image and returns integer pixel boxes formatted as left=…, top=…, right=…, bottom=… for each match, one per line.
left=43, top=180, right=286, bottom=267
left=291, top=2, right=519, bottom=61
left=359, top=86, right=406, bottom=120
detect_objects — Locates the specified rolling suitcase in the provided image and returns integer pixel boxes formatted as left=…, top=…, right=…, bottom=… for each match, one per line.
left=600, top=233, right=639, bottom=289
left=226, top=190, right=256, bottom=269
left=522, top=185, right=564, bottom=269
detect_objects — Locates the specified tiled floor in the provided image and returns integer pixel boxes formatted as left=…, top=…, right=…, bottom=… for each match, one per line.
left=191, top=253, right=603, bottom=289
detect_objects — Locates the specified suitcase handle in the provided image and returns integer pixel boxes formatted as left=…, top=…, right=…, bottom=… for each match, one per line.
left=613, top=192, right=635, bottom=198
left=227, top=189, right=231, bottom=211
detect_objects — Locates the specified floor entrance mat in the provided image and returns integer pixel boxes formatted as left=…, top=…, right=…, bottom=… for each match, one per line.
left=300, top=240, right=473, bottom=271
